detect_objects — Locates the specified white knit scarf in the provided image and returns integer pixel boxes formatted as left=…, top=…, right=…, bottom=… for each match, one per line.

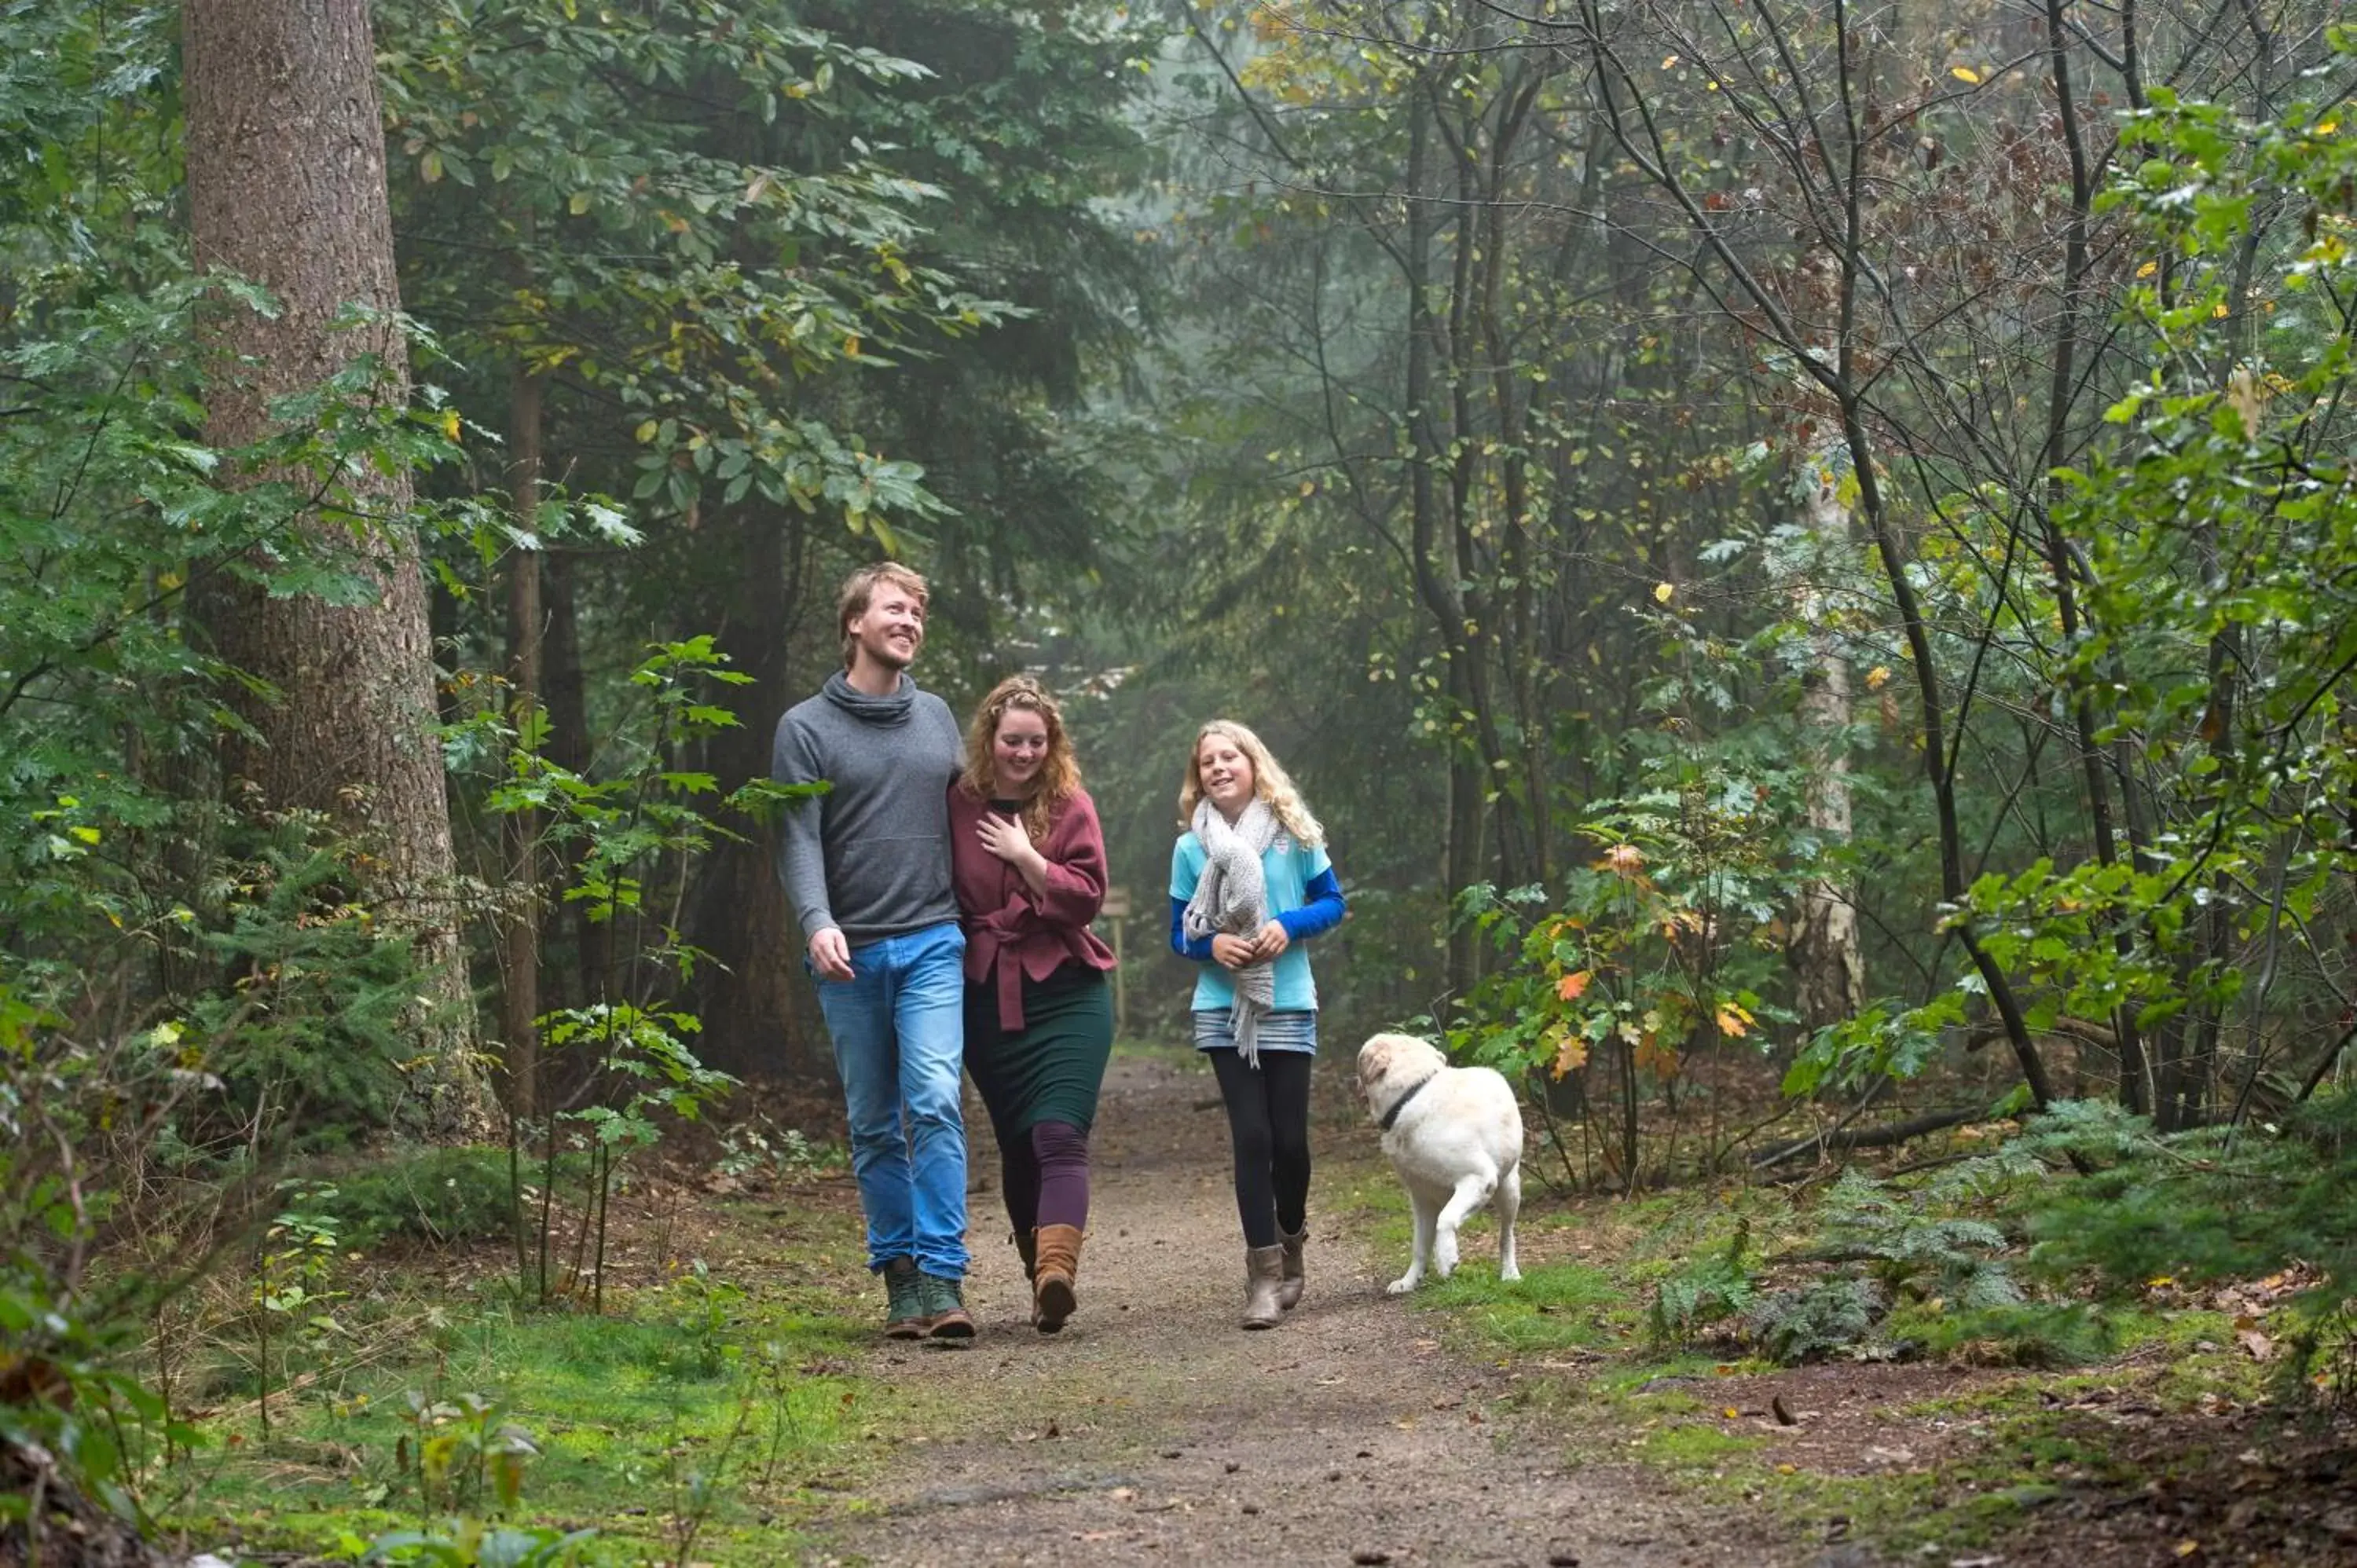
left=1182, top=797, right=1281, bottom=1067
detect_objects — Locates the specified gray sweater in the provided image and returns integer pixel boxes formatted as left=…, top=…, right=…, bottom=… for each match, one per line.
left=772, top=671, right=963, bottom=943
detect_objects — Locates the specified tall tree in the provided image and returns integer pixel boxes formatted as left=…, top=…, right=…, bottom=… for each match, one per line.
left=182, top=0, right=485, bottom=1130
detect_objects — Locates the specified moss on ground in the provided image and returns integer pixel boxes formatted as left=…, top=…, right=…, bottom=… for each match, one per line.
left=1316, top=1170, right=2312, bottom=1562
left=157, top=1198, right=916, bottom=1566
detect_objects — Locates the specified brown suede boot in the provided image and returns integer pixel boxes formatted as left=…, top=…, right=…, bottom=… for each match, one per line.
left=1277, top=1223, right=1307, bottom=1311
left=1241, top=1244, right=1285, bottom=1329
left=1032, top=1224, right=1083, bottom=1334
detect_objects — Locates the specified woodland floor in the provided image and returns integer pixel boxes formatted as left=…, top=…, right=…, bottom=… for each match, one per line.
left=800, top=1047, right=1794, bottom=1568
left=158, top=1047, right=2357, bottom=1567
left=792, top=1048, right=2357, bottom=1568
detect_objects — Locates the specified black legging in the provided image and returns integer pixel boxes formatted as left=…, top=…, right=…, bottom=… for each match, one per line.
left=1206, top=1048, right=1314, bottom=1247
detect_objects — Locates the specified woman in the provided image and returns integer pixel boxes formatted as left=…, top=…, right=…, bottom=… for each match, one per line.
left=949, top=676, right=1116, bottom=1332
left=1169, top=720, right=1346, bottom=1328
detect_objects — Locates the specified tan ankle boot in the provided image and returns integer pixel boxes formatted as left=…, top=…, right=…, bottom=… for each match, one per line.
left=1277, top=1224, right=1307, bottom=1310
left=1032, top=1224, right=1083, bottom=1333
left=1241, top=1244, right=1285, bottom=1329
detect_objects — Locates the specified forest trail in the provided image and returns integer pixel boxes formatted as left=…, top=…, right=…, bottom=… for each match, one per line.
left=805, top=1050, right=1808, bottom=1567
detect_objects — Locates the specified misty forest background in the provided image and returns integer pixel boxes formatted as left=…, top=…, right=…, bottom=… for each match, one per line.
left=16, top=0, right=2357, bottom=1552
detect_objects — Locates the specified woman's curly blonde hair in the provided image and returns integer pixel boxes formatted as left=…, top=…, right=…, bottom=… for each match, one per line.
left=959, top=675, right=1080, bottom=841
left=1176, top=719, right=1324, bottom=846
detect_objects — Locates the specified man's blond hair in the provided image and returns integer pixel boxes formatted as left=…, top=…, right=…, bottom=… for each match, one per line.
left=838, top=562, right=929, bottom=669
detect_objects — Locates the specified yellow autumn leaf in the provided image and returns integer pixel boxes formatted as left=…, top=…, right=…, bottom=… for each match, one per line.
left=2320, top=120, right=2340, bottom=135
left=1654, top=581, right=1675, bottom=603
left=440, top=409, right=461, bottom=441
left=1951, top=65, right=1981, bottom=84
left=2137, top=261, right=2159, bottom=278
left=2176, top=1543, right=2201, bottom=1559
left=1865, top=665, right=1892, bottom=691
left=1558, top=969, right=1593, bottom=1002
left=1662, top=53, right=1680, bottom=68
left=2213, top=302, right=2231, bottom=318
left=1550, top=1030, right=1589, bottom=1079
left=1715, top=1006, right=1749, bottom=1039
left=1722, top=1406, right=1740, bottom=1419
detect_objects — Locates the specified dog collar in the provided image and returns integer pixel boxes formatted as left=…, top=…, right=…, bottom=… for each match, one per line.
left=1377, top=1072, right=1439, bottom=1132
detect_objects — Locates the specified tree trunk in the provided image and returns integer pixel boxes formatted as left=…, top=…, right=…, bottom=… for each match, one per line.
left=501, top=365, right=544, bottom=1119
left=1789, top=461, right=1865, bottom=1033
left=538, top=547, right=610, bottom=1013
left=682, top=507, right=835, bottom=1084
left=183, top=0, right=486, bottom=1135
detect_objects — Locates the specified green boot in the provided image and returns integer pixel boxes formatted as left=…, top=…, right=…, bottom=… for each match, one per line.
left=918, top=1272, right=974, bottom=1340
left=882, top=1258, right=929, bottom=1340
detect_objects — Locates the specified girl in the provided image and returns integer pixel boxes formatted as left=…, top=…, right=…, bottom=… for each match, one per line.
left=949, top=676, right=1116, bottom=1332
left=1169, top=720, right=1346, bottom=1328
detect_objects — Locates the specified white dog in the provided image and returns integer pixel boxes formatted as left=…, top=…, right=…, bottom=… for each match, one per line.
left=1356, top=1032, right=1523, bottom=1294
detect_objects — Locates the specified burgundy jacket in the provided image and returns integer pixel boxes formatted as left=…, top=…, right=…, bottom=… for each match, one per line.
left=949, top=784, right=1118, bottom=1033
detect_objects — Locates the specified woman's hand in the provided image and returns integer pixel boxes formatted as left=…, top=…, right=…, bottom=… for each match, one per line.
left=977, top=811, right=1041, bottom=871
left=1211, top=932, right=1258, bottom=969
left=1250, top=919, right=1291, bottom=962
left=977, top=811, right=1051, bottom=899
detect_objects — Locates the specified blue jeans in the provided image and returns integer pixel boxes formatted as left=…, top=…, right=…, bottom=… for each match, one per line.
left=812, top=921, right=970, bottom=1277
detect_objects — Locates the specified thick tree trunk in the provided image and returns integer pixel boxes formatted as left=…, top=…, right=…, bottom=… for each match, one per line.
left=183, top=0, right=486, bottom=1135
left=1789, top=463, right=1865, bottom=1033
left=683, top=509, right=835, bottom=1084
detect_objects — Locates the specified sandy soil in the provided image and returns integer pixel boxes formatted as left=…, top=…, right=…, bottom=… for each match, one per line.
left=802, top=1052, right=1816, bottom=1568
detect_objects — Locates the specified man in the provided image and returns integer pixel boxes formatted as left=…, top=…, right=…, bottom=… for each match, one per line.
left=774, top=562, right=973, bottom=1339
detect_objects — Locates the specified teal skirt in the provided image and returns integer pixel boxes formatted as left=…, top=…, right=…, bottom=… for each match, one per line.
left=963, top=965, right=1113, bottom=1137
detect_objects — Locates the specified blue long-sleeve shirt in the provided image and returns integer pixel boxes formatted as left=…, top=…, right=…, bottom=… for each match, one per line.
left=1168, top=833, right=1344, bottom=1012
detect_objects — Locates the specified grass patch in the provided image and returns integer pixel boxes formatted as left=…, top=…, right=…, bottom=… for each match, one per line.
left=1412, top=1262, right=1628, bottom=1357
left=1632, top=1419, right=1768, bottom=1471
left=1882, top=1301, right=2117, bottom=1368
left=157, top=1202, right=900, bottom=1564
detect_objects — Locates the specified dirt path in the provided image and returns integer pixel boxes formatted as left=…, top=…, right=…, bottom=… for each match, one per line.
left=806, top=1053, right=1811, bottom=1568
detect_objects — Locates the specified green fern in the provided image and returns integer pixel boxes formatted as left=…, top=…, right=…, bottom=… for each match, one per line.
left=1743, top=1275, right=1883, bottom=1364
left=1648, top=1218, right=1759, bottom=1345
left=1813, top=1167, right=2022, bottom=1307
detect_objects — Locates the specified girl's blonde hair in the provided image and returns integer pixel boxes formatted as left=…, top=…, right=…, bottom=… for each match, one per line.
left=959, top=675, right=1081, bottom=841
left=1176, top=719, right=1325, bottom=847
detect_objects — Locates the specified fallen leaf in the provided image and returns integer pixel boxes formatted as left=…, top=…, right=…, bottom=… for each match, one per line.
left=1952, top=64, right=1981, bottom=83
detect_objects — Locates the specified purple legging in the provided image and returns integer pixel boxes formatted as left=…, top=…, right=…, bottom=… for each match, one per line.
left=999, top=1119, right=1091, bottom=1235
